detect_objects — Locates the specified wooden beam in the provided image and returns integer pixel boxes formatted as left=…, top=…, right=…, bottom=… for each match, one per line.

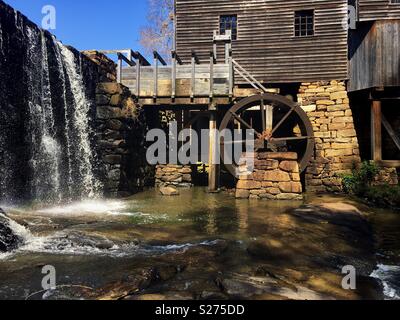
left=375, top=160, right=400, bottom=168
left=382, top=114, right=400, bottom=152
left=153, top=51, right=167, bottom=66
left=208, top=111, right=219, bottom=192
left=371, top=100, right=382, bottom=161
left=209, top=51, right=215, bottom=99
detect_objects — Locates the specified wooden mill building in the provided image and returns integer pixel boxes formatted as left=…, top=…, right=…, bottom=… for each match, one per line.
left=116, top=0, right=400, bottom=193
left=174, top=0, right=400, bottom=190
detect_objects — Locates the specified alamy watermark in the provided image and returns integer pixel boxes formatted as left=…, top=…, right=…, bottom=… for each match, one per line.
left=146, top=122, right=255, bottom=177
left=41, top=5, right=56, bottom=30
left=41, top=265, right=56, bottom=291
left=342, top=265, right=357, bottom=290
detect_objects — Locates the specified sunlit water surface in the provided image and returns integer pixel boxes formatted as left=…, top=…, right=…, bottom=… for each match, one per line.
left=0, top=188, right=399, bottom=300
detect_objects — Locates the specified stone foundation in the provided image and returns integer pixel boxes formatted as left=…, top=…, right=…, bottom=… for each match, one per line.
left=236, top=152, right=303, bottom=200
left=83, top=51, right=154, bottom=197
left=375, top=166, right=399, bottom=186
left=298, top=81, right=362, bottom=192
left=95, top=82, right=153, bottom=197
left=156, top=165, right=193, bottom=188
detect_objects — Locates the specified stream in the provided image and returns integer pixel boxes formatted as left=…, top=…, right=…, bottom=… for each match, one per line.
left=0, top=188, right=399, bottom=300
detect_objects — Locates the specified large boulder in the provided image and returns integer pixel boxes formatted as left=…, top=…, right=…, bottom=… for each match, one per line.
left=0, top=208, right=23, bottom=253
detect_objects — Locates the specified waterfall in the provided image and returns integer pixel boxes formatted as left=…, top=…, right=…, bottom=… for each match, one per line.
left=60, top=44, right=101, bottom=199
left=0, top=2, right=102, bottom=205
left=25, top=26, right=62, bottom=203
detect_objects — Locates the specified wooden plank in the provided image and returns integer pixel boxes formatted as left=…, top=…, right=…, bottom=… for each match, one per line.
left=175, top=0, right=349, bottom=83
left=375, top=160, right=400, bottom=168
left=371, top=100, right=382, bottom=161
left=208, top=111, right=219, bottom=192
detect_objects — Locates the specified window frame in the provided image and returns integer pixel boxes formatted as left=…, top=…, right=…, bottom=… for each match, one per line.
left=294, top=9, right=315, bottom=38
left=219, top=14, right=238, bottom=40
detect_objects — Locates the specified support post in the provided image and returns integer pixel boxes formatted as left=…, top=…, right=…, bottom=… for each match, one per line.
left=371, top=100, right=382, bottom=161
left=209, top=51, right=215, bottom=99
left=153, top=52, right=158, bottom=101
left=208, top=110, right=219, bottom=192
left=228, top=49, right=233, bottom=98
left=117, top=55, right=122, bottom=84
left=171, top=51, right=176, bottom=100
left=135, top=57, right=140, bottom=97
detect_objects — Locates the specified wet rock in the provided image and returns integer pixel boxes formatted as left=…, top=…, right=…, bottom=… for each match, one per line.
left=96, top=268, right=158, bottom=300
left=200, top=291, right=228, bottom=300
left=220, top=278, right=265, bottom=298
left=155, top=264, right=180, bottom=281
left=159, top=186, right=179, bottom=196
left=125, top=292, right=193, bottom=301
left=61, top=231, right=114, bottom=250
left=0, top=208, right=23, bottom=253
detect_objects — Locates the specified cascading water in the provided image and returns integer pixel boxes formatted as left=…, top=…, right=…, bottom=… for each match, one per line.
left=25, top=26, right=62, bottom=203
left=0, top=2, right=102, bottom=205
left=59, top=44, right=101, bottom=199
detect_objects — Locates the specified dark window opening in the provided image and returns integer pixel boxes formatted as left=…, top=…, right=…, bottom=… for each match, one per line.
left=295, top=10, right=314, bottom=37
left=220, top=15, right=238, bottom=40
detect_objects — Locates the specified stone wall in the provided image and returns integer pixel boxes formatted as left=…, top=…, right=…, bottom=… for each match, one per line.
left=375, top=166, right=399, bottom=186
left=236, top=152, right=303, bottom=200
left=95, top=82, right=154, bottom=197
left=155, top=165, right=192, bottom=188
left=298, top=81, right=362, bottom=192
left=83, top=51, right=155, bottom=197
left=83, top=50, right=117, bottom=82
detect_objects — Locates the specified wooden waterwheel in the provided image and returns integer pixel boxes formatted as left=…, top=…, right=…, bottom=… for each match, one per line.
left=219, top=93, right=315, bottom=176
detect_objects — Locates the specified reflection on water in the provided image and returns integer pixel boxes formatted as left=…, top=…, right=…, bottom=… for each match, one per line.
left=0, top=188, right=399, bottom=300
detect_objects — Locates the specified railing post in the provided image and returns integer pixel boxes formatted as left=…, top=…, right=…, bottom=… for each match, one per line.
left=135, top=53, right=140, bottom=98
left=153, top=51, right=158, bottom=100
left=228, top=49, right=233, bottom=98
left=213, top=30, right=218, bottom=62
left=172, top=51, right=176, bottom=99
left=225, top=30, right=232, bottom=64
left=191, top=51, right=198, bottom=100
left=117, top=54, right=122, bottom=84
left=210, top=51, right=215, bottom=99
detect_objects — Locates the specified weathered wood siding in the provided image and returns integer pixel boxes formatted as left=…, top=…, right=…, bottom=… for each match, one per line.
left=176, top=0, right=349, bottom=83
left=359, top=0, right=400, bottom=21
left=348, top=20, right=400, bottom=91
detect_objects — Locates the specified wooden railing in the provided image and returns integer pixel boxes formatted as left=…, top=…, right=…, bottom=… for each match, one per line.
left=99, top=31, right=245, bottom=102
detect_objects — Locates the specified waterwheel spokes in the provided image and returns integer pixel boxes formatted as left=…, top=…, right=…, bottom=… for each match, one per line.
left=220, top=93, right=315, bottom=175
left=270, top=136, right=314, bottom=142
left=260, top=99, right=266, bottom=132
left=229, top=110, right=261, bottom=136
left=271, top=104, right=296, bottom=136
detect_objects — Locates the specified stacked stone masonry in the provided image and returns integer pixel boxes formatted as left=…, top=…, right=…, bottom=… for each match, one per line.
left=83, top=51, right=154, bottom=197
left=298, top=81, right=362, bottom=192
left=156, top=165, right=193, bottom=188
left=236, top=152, right=303, bottom=200
left=95, top=82, right=153, bottom=197
left=83, top=50, right=117, bottom=82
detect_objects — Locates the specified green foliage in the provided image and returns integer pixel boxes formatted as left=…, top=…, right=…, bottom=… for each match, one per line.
left=341, top=161, right=400, bottom=210
left=341, top=161, right=380, bottom=196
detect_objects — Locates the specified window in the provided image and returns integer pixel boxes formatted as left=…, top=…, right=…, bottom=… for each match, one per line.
left=220, top=15, right=237, bottom=40
left=294, top=10, right=314, bottom=37
left=391, top=0, right=400, bottom=3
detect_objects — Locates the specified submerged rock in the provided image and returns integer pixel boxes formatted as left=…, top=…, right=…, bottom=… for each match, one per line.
left=0, top=208, right=23, bottom=253
left=159, top=186, right=180, bottom=196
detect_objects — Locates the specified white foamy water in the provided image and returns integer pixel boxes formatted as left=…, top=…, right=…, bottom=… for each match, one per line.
left=36, top=200, right=129, bottom=216
left=371, top=264, right=400, bottom=300
left=0, top=212, right=34, bottom=260
left=59, top=44, right=101, bottom=198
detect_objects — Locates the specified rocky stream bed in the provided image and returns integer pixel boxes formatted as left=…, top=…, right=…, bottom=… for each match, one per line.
left=0, top=189, right=399, bottom=300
